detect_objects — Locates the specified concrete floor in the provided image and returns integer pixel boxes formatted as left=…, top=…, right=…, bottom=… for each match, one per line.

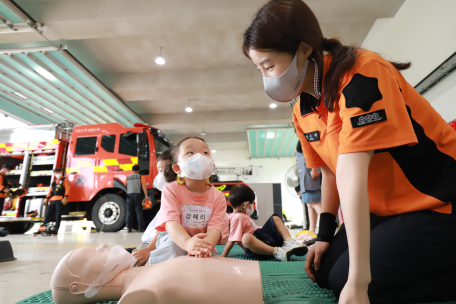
left=1, top=228, right=143, bottom=304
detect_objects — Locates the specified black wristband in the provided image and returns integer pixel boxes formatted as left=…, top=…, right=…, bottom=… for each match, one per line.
left=317, top=213, right=337, bottom=243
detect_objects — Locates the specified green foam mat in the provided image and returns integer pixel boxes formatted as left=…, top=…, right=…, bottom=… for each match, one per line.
left=214, top=244, right=307, bottom=262
left=15, top=245, right=456, bottom=304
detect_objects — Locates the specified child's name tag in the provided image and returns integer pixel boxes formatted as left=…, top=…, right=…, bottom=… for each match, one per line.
left=181, top=205, right=212, bottom=229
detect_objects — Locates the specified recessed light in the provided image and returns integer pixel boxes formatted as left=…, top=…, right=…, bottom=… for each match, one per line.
left=267, top=133, right=275, bottom=138
left=155, top=47, right=165, bottom=65
left=36, top=67, right=56, bottom=80
left=269, top=102, right=277, bottom=109
left=155, top=55, right=165, bottom=65
left=211, top=150, right=216, bottom=153
left=12, top=92, right=28, bottom=99
left=185, top=99, right=193, bottom=113
left=42, top=107, right=54, bottom=114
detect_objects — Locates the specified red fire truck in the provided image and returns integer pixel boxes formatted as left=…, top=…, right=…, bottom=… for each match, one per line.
left=0, top=123, right=170, bottom=233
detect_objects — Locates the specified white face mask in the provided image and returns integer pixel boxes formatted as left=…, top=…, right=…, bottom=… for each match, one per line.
left=177, top=153, right=214, bottom=180
left=153, top=172, right=168, bottom=191
left=263, top=51, right=309, bottom=102
left=4, top=171, right=11, bottom=176
left=84, top=245, right=136, bottom=298
left=245, top=203, right=255, bottom=217
left=55, top=173, right=62, bottom=179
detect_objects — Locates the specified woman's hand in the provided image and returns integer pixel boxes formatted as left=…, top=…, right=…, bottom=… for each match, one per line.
left=311, top=168, right=321, bottom=179
left=304, top=241, right=330, bottom=281
left=132, top=248, right=152, bottom=266
left=338, top=281, right=370, bottom=304
left=185, top=233, right=213, bottom=256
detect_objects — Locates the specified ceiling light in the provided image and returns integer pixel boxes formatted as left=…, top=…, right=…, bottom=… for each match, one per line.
left=12, top=92, right=28, bottom=99
left=36, top=67, right=55, bottom=80
left=269, top=101, right=277, bottom=109
left=185, top=99, right=192, bottom=113
left=211, top=150, right=216, bottom=153
left=155, top=46, right=165, bottom=65
left=201, top=129, right=206, bottom=136
left=267, top=133, right=275, bottom=138
left=42, top=107, right=54, bottom=114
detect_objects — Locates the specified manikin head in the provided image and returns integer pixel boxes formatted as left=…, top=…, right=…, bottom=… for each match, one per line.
left=51, top=244, right=131, bottom=304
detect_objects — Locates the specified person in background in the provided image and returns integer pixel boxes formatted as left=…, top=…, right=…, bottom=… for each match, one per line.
left=0, top=163, right=14, bottom=217
left=133, top=149, right=174, bottom=265
left=220, top=184, right=307, bottom=261
left=296, top=142, right=321, bottom=233
left=125, top=164, right=147, bottom=233
left=38, top=168, right=70, bottom=236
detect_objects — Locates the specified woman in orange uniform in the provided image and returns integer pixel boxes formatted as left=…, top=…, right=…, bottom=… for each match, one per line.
left=243, top=1, right=456, bottom=303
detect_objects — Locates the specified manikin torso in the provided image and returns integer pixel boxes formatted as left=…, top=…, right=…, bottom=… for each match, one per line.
left=51, top=245, right=263, bottom=304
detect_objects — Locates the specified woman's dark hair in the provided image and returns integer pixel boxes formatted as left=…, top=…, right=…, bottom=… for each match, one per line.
left=242, top=0, right=411, bottom=112
left=163, top=137, right=208, bottom=183
left=228, top=184, right=255, bottom=209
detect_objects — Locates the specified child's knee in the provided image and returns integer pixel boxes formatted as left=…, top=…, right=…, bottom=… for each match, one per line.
left=242, top=234, right=253, bottom=248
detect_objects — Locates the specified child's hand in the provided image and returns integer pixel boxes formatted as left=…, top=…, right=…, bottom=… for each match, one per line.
left=132, top=248, right=152, bottom=266
left=185, top=233, right=213, bottom=256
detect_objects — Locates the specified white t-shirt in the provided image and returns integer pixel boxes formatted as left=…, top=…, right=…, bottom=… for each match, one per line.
left=141, top=209, right=161, bottom=243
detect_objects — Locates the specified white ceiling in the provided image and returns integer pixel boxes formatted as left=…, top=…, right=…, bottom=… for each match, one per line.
left=1, top=0, right=405, bottom=150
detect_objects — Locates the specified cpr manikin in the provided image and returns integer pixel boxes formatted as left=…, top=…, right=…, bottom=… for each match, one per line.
left=51, top=244, right=263, bottom=304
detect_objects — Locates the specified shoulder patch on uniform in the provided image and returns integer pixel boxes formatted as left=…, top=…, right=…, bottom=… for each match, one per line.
left=343, top=73, right=383, bottom=112
left=304, top=131, right=320, bottom=142
left=350, top=109, right=387, bottom=129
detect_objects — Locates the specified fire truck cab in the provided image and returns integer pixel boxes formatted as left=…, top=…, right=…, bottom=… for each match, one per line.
left=65, top=122, right=170, bottom=232
left=0, top=123, right=171, bottom=233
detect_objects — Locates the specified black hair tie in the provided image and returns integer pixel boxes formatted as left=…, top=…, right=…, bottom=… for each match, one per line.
left=323, top=37, right=329, bottom=50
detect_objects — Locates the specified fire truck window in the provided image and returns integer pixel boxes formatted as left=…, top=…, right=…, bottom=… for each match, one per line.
left=75, top=137, right=97, bottom=156
left=101, top=135, right=116, bottom=153
left=119, top=133, right=137, bottom=156
left=154, top=137, right=169, bottom=156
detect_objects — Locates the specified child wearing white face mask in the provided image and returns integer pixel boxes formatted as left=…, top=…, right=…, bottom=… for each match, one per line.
left=132, top=149, right=174, bottom=266
left=220, top=184, right=307, bottom=261
left=148, top=137, right=226, bottom=264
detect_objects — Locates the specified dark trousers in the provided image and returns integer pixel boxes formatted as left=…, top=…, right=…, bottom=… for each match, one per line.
left=127, top=193, right=144, bottom=231
left=42, top=200, right=63, bottom=232
left=246, top=214, right=284, bottom=260
left=0, top=197, right=4, bottom=215
left=315, top=209, right=456, bottom=304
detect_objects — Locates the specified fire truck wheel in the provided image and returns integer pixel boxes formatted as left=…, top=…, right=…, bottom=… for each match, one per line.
left=92, top=194, right=127, bottom=232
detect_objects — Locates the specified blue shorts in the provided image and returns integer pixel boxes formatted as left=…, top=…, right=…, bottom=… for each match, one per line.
left=301, top=189, right=321, bottom=204
left=246, top=214, right=284, bottom=260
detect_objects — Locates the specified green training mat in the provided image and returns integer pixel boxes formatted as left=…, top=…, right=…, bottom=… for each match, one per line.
left=15, top=245, right=456, bottom=304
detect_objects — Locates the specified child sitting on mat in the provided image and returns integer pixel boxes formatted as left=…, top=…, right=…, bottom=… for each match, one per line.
left=220, top=184, right=307, bottom=261
left=149, top=137, right=226, bottom=264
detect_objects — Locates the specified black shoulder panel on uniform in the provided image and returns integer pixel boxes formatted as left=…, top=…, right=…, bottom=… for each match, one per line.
left=342, top=73, right=383, bottom=112
left=300, top=93, right=314, bottom=116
